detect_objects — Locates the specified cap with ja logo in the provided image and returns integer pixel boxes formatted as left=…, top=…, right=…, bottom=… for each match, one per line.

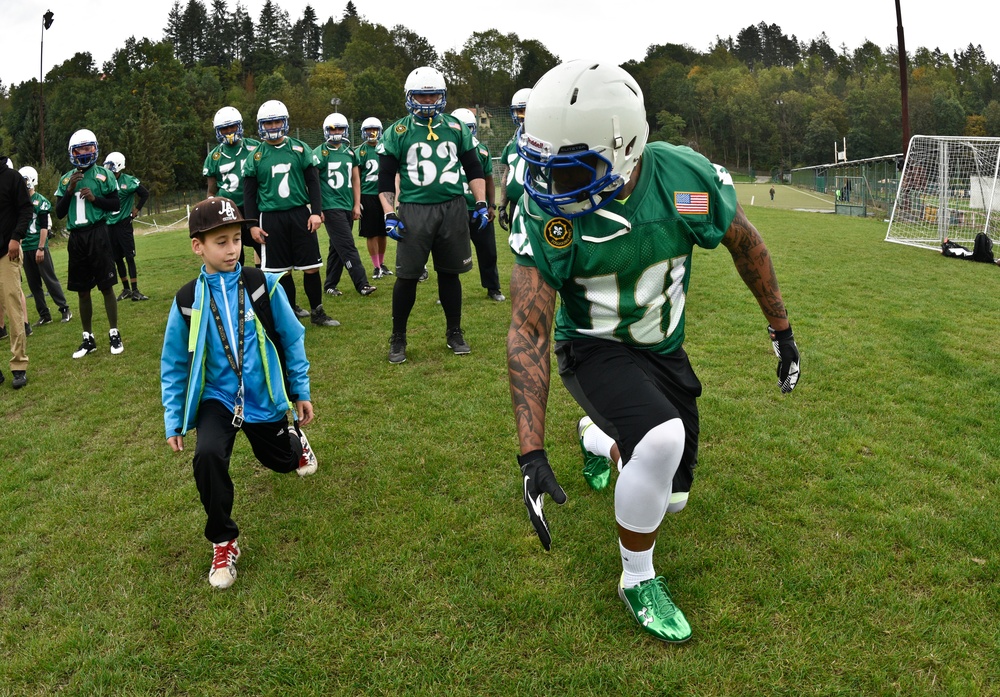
left=188, top=196, right=258, bottom=238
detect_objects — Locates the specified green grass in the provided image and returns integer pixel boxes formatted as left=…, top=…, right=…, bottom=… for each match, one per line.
left=2, top=209, right=999, bottom=695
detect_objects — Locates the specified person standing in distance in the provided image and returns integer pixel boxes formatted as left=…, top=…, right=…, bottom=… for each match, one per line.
left=357, top=117, right=392, bottom=280
left=377, top=67, right=489, bottom=364
left=243, top=100, right=339, bottom=327
left=103, top=152, right=150, bottom=301
left=54, top=129, right=126, bottom=358
left=497, top=87, right=531, bottom=234
left=18, top=166, right=72, bottom=326
left=0, top=155, right=32, bottom=389
left=203, top=106, right=260, bottom=267
left=507, top=61, right=801, bottom=644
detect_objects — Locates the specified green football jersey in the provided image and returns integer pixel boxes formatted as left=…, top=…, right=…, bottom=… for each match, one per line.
left=461, top=138, right=492, bottom=210
left=500, top=135, right=525, bottom=204
left=202, top=138, right=260, bottom=208
left=510, top=142, right=738, bottom=355
left=377, top=113, right=475, bottom=204
left=242, top=136, right=317, bottom=212
left=55, top=165, right=119, bottom=230
left=23, top=192, right=53, bottom=251
left=313, top=142, right=360, bottom=211
left=107, top=172, right=142, bottom=225
left=357, top=141, right=380, bottom=196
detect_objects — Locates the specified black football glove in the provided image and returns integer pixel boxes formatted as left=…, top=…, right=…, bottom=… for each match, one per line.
left=472, top=200, right=490, bottom=230
left=498, top=204, right=510, bottom=231
left=519, top=450, right=567, bottom=551
left=768, top=324, right=800, bottom=393
left=384, top=212, right=405, bottom=241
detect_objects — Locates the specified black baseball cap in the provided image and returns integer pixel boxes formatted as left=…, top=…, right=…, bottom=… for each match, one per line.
left=188, top=196, right=257, bottom=238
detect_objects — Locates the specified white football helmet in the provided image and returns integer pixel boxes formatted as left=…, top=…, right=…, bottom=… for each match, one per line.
left=517, top=61, right=649, bottom=218
left=68, top=128, right=100, bottom=168
left=361, top=116, right=382, bottom=143
left=404, top=67, right=447, bottom=118
left=323, top=112, right=350, bottom=145
left=213, top=106, right=244, bottom=145
left=510, top=88, right=531, bottom=125
left=256, top=100, right=289, bottom=142
left=451, top=108, right=477, bottom=136
left=103, top=151, right=126, bottom=174
left=19, top=166, right=38, bottom=190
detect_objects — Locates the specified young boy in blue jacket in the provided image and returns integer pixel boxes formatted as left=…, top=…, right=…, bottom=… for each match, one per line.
left=161, top=196, right=318, bottom=590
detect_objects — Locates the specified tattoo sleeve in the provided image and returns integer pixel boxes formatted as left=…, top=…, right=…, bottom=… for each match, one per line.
left=507, top=263, right=557, bottom=454
left=379, top=192, right=396, bottom=214
left=721, top=204, right=789, bottom=329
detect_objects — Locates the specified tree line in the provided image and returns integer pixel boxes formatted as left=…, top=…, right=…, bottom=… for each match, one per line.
left=1, top=0, right=998, bottom=202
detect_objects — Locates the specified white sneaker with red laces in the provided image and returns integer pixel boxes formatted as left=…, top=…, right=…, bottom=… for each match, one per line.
left=297, top=428, right=318, bottom=477
left=209, top=539, right=241, bottom=589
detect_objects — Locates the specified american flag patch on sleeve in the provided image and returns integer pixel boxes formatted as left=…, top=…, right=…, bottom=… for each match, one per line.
left=675, top=192, right=708, bottom=214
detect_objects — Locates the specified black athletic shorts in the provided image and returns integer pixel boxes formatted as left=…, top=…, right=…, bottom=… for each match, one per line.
left=67, top=223, right=118, bottom=292
left=395, top=196, right=472, bottom=278
left=358, top=194, right=385, bottom=239
left=556, top=339, right=702, bottom=494
left=108, top=218, right=136, bottom=259
left=258, top=206, right=323, bottom=272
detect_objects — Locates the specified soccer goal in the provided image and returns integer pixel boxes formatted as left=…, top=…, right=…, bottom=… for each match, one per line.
left=886, top=135, right=1000, bottom=250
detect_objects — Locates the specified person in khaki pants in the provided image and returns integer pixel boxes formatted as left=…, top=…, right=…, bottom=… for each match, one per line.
left=0, top=155, right=31, bottom=389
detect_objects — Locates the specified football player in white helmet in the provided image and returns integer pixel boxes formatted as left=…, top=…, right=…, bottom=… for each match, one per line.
left=507, top=61, right=800, bottom=645
left=497, top=88, right=531, bottom=232
left=378, top=68, right=488, bottom=364
left=17, top=166, right=72, bottom=328
left=244, top=100, right=339, bottom=326
left=322, top=112, right=350, bottom=145
left=102, top=152, right=151, bottom=301
left=203, top=106, right=260, bottom=267
left=356, top=117, right=391, bottom=278
left=0, top=151, right=32, bottom=387
left=451, top=108, right=504, bottom=302
left=55, top=128, right=126, bottom=358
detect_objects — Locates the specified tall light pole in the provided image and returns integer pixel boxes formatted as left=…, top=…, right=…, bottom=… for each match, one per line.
left=40, top=10, right=54, bottom=166
left=895, top=0, right=910, bottom=154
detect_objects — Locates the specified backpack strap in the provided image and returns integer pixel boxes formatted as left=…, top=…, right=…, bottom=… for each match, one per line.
left=175, top=279, right=198, bottom=327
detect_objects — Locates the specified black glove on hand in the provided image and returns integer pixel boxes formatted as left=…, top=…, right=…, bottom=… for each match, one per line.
left=768, top=324, right=800, bottom=393
left=498, top=205, right=510, bottom=231
left=518, top=450, right=567, bottom=551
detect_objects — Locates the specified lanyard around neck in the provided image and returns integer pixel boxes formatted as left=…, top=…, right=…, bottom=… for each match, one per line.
left=207, top=273, right=245, bottom=380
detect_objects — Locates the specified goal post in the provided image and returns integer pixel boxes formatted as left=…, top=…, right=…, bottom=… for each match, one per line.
left=886, top=135, right=1000, bottom=250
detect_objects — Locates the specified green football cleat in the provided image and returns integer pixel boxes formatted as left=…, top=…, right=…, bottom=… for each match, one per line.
left=577, top=416, right=612, bottom=491
left=618, top=574, right=692, bottom=643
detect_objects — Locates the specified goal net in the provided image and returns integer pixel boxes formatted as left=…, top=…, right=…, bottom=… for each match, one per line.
left=886, top=135, right=1000, bottom=250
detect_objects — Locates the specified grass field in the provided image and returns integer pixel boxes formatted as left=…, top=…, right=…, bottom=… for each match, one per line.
left=2, top=206, right=999, bottom=695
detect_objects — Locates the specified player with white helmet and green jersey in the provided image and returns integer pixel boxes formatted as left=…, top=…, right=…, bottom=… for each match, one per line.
left=357, top=117, right=392, bottom=279
left=507, top=60, right=801, bottom=645
left=377, top=67, right=488, bottom=364
left=203, top=106, right=260, bottom=265
left=18, top=166, right=71, bottom=326
left=103, top=151, right=150, bottom=301
left=498, top=87, right=531, bottom=232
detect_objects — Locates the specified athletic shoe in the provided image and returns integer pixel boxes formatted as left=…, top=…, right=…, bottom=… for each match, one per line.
left=578, top=416, right=612, bottom=491
left=388, top=332, right=407, bottom=364
left=372, top=267, right=383, bottom=280
left=0, top=371, right=4, bottom=386
left=109, top=328, right=124, bottom=355
left=618, top=574, right=692, bottom=643
left=131, top=289, right=149, bottom=301
left=359, top=284, right=377, bottom=296
left=24, top=322, right=32, bottom=337
left=0, top=325, right=6, bottom=339
left=380, top=264, right=394, bottom=276
left=72, top=333, right=97, bottom=359
left=35, top=316, right=53, bottom=327
left=418, top=267, right=429, bottom=282
left=296, top=428, right=318, bottom=476
left=324, top=287, right=343, bottom=297
left=60, top=307, right=73, bottom=323
left=11, top=370, right=27, bottom=390
left=116, top=288, right=132, bottom=302
left=293, top=305, right=311, bottom=318
left=310, top=307, right=340, bottom=327
left=446, top=328, right=471, bottom=355
left=487, top=289, right=506, bottom=302
left=209, top=538, right=241, bottom=589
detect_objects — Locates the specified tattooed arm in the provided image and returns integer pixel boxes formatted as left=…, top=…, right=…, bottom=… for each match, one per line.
left=507, top=263, right=558, bottom=455
left=721, top=203, right=790, bottom=331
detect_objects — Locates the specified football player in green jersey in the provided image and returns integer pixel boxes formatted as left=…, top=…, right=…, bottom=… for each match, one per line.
left=103, top=152, right=150, bottom=301
left=507, top=61, right=801, bottom=644
left=357, top=117, right=392, bottom=279
left=244, top=100, right=339, bottom=327
left=377, top=67, right=489, bottom=364
left=18, top=166, right=71, bottom=326
left=451, top=108, right=504, bottom=302
left=55, top=129, right=126, bottom=358
left=313, top=112, right=375, bottom=297
left=203, top=107, right=260, bottom=266
left=497, top=87, right=530, bottom=233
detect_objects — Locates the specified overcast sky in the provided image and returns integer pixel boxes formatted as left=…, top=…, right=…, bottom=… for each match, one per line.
left=3, top=0, right=997, bottom=89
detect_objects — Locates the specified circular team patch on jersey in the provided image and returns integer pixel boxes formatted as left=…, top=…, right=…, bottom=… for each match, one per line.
left=544, top=217, right=573, bottom=249
left=253, top=151, right=262, bottom=161
left=212, top=151, right=221, bottom=161
left=394, top=124, right=407, bottom=134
